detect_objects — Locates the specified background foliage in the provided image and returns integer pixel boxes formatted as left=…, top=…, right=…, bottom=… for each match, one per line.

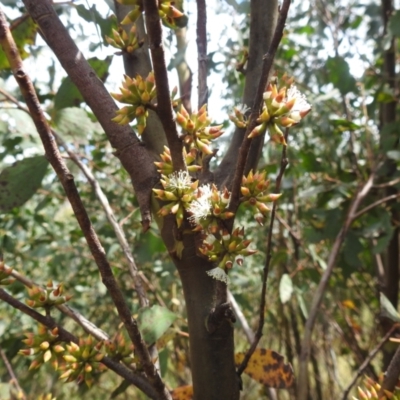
left=0, top=0, right=399, bottom=399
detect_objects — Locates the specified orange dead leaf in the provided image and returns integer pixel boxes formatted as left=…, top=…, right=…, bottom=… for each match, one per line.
left=171, top=384, right=193, bottom=400
left=235, top=348, right=294, bottom=388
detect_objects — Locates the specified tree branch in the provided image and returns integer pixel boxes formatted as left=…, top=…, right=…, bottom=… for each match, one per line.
left=54, top=132, right=149, bottom=308
left=142, top=0, right=185, bottom=172
left=380, top=343, right=400, bottom=397
left=0, top=10, right=169, bottom=399
left=297, top=173, right=375, bottom=400
left=215, top=0, right=278, bottom=186
left=196, top=0, right=208, bottom=108
left=0, top=289, right=159, bottom=400
left=237, top=129, right=289, bottom=376
left=0, top=344, right=27, bottom=400
left=342, top=324, right=398, bottom=400
left=227, top=0, right=291, bottom=214
left=23, top=0, right=158, bottom=231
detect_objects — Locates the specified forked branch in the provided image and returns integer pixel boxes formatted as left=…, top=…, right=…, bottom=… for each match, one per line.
left=0, top=10, right=170, bottom=399
left=228, top=0, right=291, bottom=214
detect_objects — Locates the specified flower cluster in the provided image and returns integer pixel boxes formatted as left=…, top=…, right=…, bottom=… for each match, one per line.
left=104, top=332, right=135, bottom=367
left=152, top=171, right=198, bottom=227
left=111, top=72, right=156, bottom=134
left=105, top=26, right=140, bottom=54
left=176, top=104, right=224, bottom=155
left=154, top=146, right=202, bottom=175
left=0, top=260, right=14, bottom=286
left=354, top=376, right=400, bottom=400
left=249, top=77, right=311, bottom=144
left=19, top=325, right=65, bottom=371
left=115, top=0, right=185, bottom=29
left=26, top=280, right=71, bottom=309
left=229, top=104, right=249, bottom=129
left=59, top=336, right=106, bottom=388
left=188, top=184, right=234, bottom=233
left=199, top=228, right=257, bottom=284
left=240, top=170, right=281, bottom=225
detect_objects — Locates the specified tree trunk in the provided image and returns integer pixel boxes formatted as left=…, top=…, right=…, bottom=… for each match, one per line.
left=163, top=226, right=240, bottom=400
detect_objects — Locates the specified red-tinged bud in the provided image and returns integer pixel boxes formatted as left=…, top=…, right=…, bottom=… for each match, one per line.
left=170, top=203, right=180, bottom=214
left=64, top=355, right=78, bottom=363
left=26, top=299, right=35, bottom=307
left=135, top=105, right=145, bottom=116
left=164, top=191, right=179, bottom=201
left=94, top=352, right=104, bottom=361
left=221, top=211, right=235, bottom=219
left=141, top=91, right=151, bottom=103
left=268, top=193, right=282, bottom=201
left=43, top=349, right=52, bottom=363
left=222, top=230, right=231, bottom=241
left=169, top=5, right=184, bottom=18
left=255, top=213, right=264, bottom=226
left=256, top=202, right=271, bottom=214
left=53, top=344, right=65, bottom=353
left=241, top=186, right=250, bottom=196
left=180, top=105, right=190, bottom=118
left=29, top=360, right=42, bottom=370
left=175, top=112, right=186, bottom=126
left=228, top=241, right=237, bottom=252
left=196, top=139, right=213, bottom=155
left=85, top=363, right=93, bottom=373
left=40, top=341, right=50, bottom=351
left=68, top=342, right=80, bottom=353
left=19, top=348, right=33, bottom=356
left=235, top=255, right=244, bottom=266
left=213, top=204, right=221, bottom=216
left=225, top=260, right=233, bottom=269
left=186, top=119, right=195, bottom=132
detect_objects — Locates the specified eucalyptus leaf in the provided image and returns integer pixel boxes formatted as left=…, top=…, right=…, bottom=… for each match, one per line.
left=137, top=305, right=178, bottom=345
left=380, top=292, right=400, bottom=323
left=279, top=274, right=293, bottom=304
left=0, top=156, right=49, bottom=213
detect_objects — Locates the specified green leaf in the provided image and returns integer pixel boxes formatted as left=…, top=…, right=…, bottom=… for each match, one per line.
left=0, top=17, right=37, bottom=69
left=387, top=150, right=400, bottom=161
left=330, top=119, right=361, bottom=132
left=0, top=156, right=49, bottom=213
left=54, top=57, right=112, bottom=110
left=380, top=292, right=400, bottom=322
left=110, top=380, right=131, bottom=399
left=389, top=11, right=400, bottom=37
left=75, top=4, right=117, bottom=39
left=137, top=305, right=178, bottom=345
left=53, top=107, right=102, bottom=138
left=325, top=56, right=357, bottom=95
left=279, top=274, right=293, bottom=304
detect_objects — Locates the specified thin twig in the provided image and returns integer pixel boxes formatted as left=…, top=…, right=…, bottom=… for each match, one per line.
left=228, top=0, right=291, bottom=214
left=54, top=131, right=149, bottom=308
left=0, top=289, right=159, bottom=400
left=297, top=173, right=375, bottom=400
left=0, top=344, right=27, bottom=400
left=10, top=13, right=30, bottom=31
left=142, top=0, right=185, bottom=173
left=354, top=192, right=400, bottom=220
left=23, top=0, right=157, bottom=230
left=9, top=267, right=109, bottom=341
left=228, top=290, right=255, bottom=343
left=196, top=0, right=208, bottom=108
left=342, top=324, right=398, bottom=400
left=380, top=343, right=400, bottom=397
left=0, top=10, right=169, bottom=400
left=237, top=129, right=289, bottom=376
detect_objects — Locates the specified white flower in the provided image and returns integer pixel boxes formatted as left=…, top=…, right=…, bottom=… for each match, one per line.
left=167, top=170, right=192, bottom=190
left=206, top=267, right=230, bottom=284
left=286, top=85, right=311, bottom=114
left=187, top=184, right=212, bottom=224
